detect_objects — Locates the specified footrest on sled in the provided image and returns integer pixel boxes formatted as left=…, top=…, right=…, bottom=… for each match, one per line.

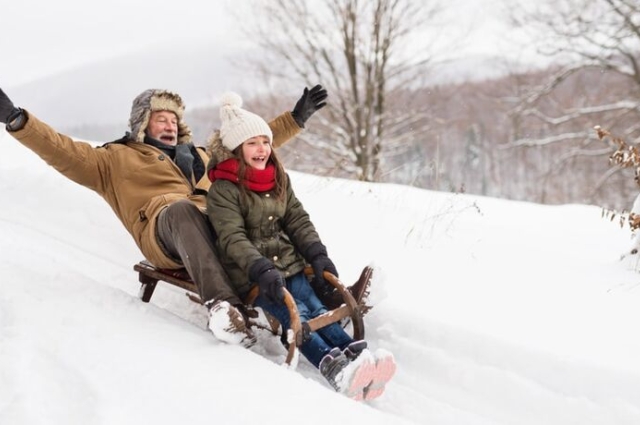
left=132, top=260, right=366, bottom=366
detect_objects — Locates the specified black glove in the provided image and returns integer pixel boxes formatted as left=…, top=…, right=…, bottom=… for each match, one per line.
left=305, top=242, right=338, bottom=297
left=291, top=84, right=328, bottom=128
left=250, top=257, right=285, bottom=305
left=0, top=88, right=20, bottom=124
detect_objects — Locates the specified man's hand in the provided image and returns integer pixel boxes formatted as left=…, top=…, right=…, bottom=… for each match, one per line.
left=0, top=88, right=18, bottom=124
left=291, top=84, right=328, bottom=128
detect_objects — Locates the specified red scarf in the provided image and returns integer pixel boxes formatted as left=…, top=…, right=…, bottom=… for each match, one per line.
left=208, top=158, right=276, bottom=192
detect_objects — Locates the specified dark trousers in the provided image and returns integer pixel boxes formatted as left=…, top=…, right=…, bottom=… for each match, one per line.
left=156, top=200, right=242, bottom=306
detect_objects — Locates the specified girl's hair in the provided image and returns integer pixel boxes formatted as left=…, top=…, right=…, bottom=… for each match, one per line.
left=233, top=142, right=287, bottom=201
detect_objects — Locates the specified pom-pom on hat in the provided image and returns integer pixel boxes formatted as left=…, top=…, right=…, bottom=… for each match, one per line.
left=219, top=92, right=273, bottom=152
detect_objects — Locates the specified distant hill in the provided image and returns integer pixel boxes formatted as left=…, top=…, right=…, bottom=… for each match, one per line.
left=7, top=39, right=262, bottom=138
left=7, top=39, right=538, bottom=143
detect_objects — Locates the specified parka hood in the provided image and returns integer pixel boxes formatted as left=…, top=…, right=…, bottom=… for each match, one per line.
left=206, top=130, right=235, bottom=176
left=128, top=89, right=192, bottom=144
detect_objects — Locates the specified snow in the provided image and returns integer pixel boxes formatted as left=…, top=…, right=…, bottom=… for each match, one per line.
left=1, top=128, right=640, bottom=425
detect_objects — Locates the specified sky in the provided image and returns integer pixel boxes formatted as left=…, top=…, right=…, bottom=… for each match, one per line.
left=1, top=0, right=537, bottom=89
left=1, top=0, right=241, bottom=87
left=2, top=127, right=640, bottom=424
left=0, top=0, right=545, bottom=134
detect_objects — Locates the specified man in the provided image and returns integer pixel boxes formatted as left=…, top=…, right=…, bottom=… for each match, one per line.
left=0, top=85, right=327, bottom=347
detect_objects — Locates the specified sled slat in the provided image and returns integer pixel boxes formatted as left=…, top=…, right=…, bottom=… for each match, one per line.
left=132, top=260, right=365, bottom=366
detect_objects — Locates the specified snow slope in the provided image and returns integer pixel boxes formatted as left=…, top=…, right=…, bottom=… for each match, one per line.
left=1, top=129, right=640, bottom=425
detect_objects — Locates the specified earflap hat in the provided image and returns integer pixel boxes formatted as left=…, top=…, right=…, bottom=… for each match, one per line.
left=128, top=89, right=192, bottom=143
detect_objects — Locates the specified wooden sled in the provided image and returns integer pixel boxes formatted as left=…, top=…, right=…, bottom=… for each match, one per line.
left=133, top=261, right=367, bottom=366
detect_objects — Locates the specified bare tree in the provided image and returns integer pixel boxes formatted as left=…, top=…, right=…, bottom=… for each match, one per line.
left=506, top=0, right=640, bottom=205
left=238, top=0, right=444, bottom=182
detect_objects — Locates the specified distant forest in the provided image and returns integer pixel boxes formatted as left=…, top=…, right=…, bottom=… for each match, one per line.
left=177, top=65, right=639, bottom=210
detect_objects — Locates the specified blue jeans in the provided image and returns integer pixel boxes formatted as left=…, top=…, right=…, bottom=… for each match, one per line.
left=254, top=272, right=354, bottom=368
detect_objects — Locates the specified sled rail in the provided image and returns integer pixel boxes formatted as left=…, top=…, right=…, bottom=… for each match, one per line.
left=132, top=261, right=365, bottom=366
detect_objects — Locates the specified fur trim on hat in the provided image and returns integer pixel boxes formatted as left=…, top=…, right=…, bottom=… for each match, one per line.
left=128, top=89, right=192, bottom=144
left=219, top=92, right=273, bottom=151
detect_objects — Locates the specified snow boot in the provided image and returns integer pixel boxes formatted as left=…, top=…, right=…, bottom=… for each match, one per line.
left=343, top=340, right=368, bottom=361
left=362, top=349, right=397, bottom=401
left=320, top=347, right=376, bottom=401
left=317, top=266, right=373, bottom=315
left=206, top=300, right=257, bottom=348
left=348, top=266, right=373, bottom=315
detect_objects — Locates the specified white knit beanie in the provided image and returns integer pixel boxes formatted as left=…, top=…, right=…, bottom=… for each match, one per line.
left=219, top=92, right=273, bottom=151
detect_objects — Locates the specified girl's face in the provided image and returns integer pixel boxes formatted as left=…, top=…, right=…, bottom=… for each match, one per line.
left=241, top=135, right=272, bottom=170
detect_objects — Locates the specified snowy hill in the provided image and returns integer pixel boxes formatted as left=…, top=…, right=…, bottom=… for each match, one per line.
left=1, top=128, right=640, bottom=425
left=4, top=44, right=538, bottom=136
left=5, top=39, right=249, bottom=130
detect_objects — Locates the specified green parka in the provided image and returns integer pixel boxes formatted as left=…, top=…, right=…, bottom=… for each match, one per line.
left=9, top=96, right=300, bottom=269
left=206, top=138, right=322, bottom=297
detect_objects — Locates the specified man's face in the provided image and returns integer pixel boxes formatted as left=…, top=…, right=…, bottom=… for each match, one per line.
left=146, top=111, right=178, bottom=146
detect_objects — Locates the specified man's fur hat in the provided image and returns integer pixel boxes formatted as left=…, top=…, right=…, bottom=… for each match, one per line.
left=128, top=89, right=192, bottom=144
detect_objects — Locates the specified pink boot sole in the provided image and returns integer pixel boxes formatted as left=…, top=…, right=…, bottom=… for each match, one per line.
left=363, top=350, right=397, bottom=400
left=342, top=352, right=376, bottom=401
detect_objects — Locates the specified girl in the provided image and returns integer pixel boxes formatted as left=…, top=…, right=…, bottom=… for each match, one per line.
left=205, top=92, right=395, bottom=400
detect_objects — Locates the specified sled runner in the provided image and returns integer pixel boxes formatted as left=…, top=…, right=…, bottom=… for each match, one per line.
left=133, top=260, right=369, bottom=366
